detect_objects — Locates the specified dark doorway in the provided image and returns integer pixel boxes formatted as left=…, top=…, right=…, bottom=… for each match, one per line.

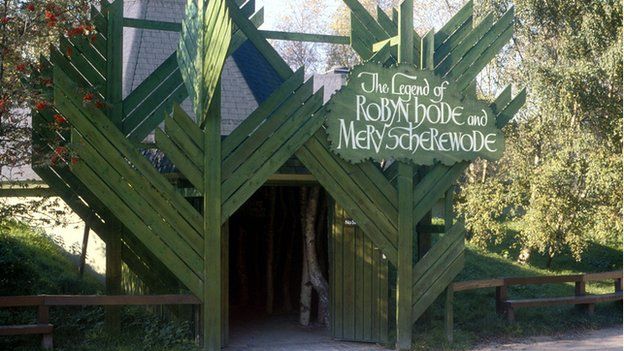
left=227, top=185, right=330, bottom=343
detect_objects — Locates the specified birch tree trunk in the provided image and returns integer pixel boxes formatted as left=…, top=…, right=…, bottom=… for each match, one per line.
left=299, top=187, right=312, bottom=325
left=303, top=186, right=329, bottom=326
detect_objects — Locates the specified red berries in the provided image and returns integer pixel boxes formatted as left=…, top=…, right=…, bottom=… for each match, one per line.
left=35, top=101, right=48, bottom=110
left=53, top=114, right=66, bottom=123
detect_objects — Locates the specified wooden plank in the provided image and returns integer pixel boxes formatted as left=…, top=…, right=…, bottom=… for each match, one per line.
left=343, top=0, right=388, bottom=40
left=433, top=13, right=472, bottom=65
left=444, top=286, right=453, bottom=343
left=376, top=6, right=397, bottom=37
left=0, top=324, right=53, bottom=336
left=74, top=132, right=204, bottom=273
left=452, top=278, right=504, bottom=291
left=396, top=159, right=414, bottom=351
left=296, top=145, right=398, bottom=265
left=435, top=14, right=494, bottom=75
left=122, top=68, right=185, bottom=132
left=412, top=222, right=464, bottom=284
left=225, top=0, right=292, bottom=80
left=260, top=30, right=350, bottom=44
left=504, top=274, right=584, bottom=286
left=304, top=133, right=398, bottom=251
left=584, top=271, right=623, bottom=282
left=203, top=80, right=223, bottom=350
left=221, top=78, right=314, bottom=180
left=165, top=116, right=204, bottom=169
left=227, top=8, right=265, bottom=56
left=350, top=16, right=374, bottom=60
left=434, top=0, right=472, bottom=49
left=59, top=38, right=106, bottom=91
left=412, top=253, right=465, bottom=322
left=106, top=0, right=123, bottom=127
left=222, top=67, right=304, bottom=157
left=50, top=49, right=103, bottom=98
left=221, top=95, right=325, bottom=221
left=343, top=216, right=356, bottom=340
left=67, top=35, right=107, bottom=75
left=70, top=160, right=203, bottom=296
left=507, top=293, right=623, bottom=308
left=171, top=104, right=202, bottom=144
left=496, top=88, right=526, bottom=128
left=127, top=83, right=188, bottom=141
left=39, top=294, right=200, bottom=305
left=362, top=230, right=373, bottom=340
left=53, top=68, right=203, bottom=235
left=123, top=52, right=179, bottom=114
left=155, top=129, right=204, bottom=191
left=0, top=296, right=44, bottom=307
left=122, top=18, right=182, bottom=31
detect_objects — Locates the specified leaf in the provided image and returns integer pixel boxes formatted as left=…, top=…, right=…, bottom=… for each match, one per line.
left=178, top=0, right=232, bottom=128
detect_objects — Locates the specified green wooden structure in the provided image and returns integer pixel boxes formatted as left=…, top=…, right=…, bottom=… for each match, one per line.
left=32, top=0, right=524, bottom=350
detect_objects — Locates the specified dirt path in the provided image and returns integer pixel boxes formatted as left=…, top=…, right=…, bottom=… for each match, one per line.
left=471, top=326, right=623, bottom=351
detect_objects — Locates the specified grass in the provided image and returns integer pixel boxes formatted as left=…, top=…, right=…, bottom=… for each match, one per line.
left=1, top=221, right=621, bottom=350
left=0, top=222, right=198, bottom=351
left=411, top=236, right=623, bottom=350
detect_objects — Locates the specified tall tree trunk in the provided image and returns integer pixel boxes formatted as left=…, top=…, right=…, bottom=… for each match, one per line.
left=303, top=186, right=330, bottom=326
left=299, top=186, right=312, bottom=325
left=266, top=188, right=277, bottom=314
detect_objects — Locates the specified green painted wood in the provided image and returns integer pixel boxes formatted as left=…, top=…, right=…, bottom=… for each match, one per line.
left=70, top=158, right=203, bottom=296
left=155, top=129, right=204, bottom=192
left=122, top=67, right=185, bottom=133
left=227, top=8, right=264, bottom=56
left=331, top=203, right=389, bottom=343
left=172, top=104, right=203, bottom=144
left=178, top=0, right=232, bottom=127
left=306, top=132, right=398, bottom=249
left=397, top=2, right=415, bottom=348
left=106, top=0, right=123, bottom=127
left=421, top=30, right=434, bottom=70
left=165, top=115, right=204, bottom=169
left=455, top=22, right=513, bottom=91
left=434, top=0, right=472, bottom=50
left=444, top=187, right=454, bottom=231
left=343, top=0, right=388, bottom=41
left=123, top=52, right=179, bottom=114
left=222, top=67, right=304, bottom=158
left=447, top=7, right=514, bottom=81
left=260, top=30, right=350, bottom=44
left=50, top=48, right=104, bottom=98
left=433, top=13, right=472, bottom=65
left=350, top=17, right=374, bottom=60
left=53, top=68, right=203, bottom=235
left=492, top=85, right=512, bottom=115
left=435, top=14, right=494, bottom=75
left=203, top=80, right=222, bottom=351
left=496, top=89, right=526, bottom=128
left=444, top=285, right=454, bottom=343
left=221, top=93, right=325, bottom=221
left=412, top=222, right=464, bottom=285
left=59, top=39, right=106, bottom=92
left=411, top=252, right=464, bottom=322
left=123, top=18, right=182, bottom=31
left=376, top=6, right=397, bottom=37
left=221, top=78, right=314, bottom=180
left=91, top=6, right=107, bottom=35
left=72, top=132, right=204, bottom=275
left=66, top=35, right=107, bottom=75
left=296, top=143, right=398, bottom=265
left=127, top=83, right=188, bottom=141
left=225, top=0, right=292, bottom=80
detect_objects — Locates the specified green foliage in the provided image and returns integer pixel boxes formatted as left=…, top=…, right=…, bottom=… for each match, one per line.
left=458, top=0, right=623, bottom=266
left=0, top=221, right=101, bottom=295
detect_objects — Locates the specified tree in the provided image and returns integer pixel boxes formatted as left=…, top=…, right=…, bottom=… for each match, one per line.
left=0, top=0, right=95, bottom=224
left=458, top=0, right=622, bottom=266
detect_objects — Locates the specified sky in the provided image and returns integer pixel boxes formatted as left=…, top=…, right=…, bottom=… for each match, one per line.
left=257, top=0, right=342, bottom=30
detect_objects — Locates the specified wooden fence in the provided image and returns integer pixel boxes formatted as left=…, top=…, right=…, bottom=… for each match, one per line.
left=0, top=294, right=200, bottom=349
left=444, top=271, right=623, bottom=342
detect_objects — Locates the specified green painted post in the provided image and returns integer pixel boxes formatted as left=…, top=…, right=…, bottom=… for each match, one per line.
left=396, top=1, right=414, bottom=350
left=203, top=83, right=222, bottom=351
left=105, top=0, right=123, bottom=336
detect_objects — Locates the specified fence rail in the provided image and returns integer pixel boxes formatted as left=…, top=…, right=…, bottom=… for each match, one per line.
left=0, top=294, right=200, bottom=349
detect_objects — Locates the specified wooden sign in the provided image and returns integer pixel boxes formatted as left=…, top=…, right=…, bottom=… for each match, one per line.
left=326, top=62, right=505, bottom=165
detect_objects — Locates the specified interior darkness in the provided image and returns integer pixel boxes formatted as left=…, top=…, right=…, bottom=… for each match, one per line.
left=228, top=186, right=329, bottom=324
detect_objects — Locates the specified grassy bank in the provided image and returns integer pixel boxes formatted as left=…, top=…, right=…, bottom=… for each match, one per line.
left=412, top=239, right=622, bottom=350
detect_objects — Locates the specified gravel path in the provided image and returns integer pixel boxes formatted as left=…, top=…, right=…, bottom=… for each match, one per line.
left=470, top=326, right=623, bottom=351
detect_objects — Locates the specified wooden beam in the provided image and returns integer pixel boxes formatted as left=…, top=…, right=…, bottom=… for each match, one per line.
left=122, top=18, right=182, bottom=32
left=259, top=30, right=350, bottom=44
left=203, top=82, right=222, bottom=350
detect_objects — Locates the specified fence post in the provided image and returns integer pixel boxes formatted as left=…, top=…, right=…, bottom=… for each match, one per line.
left=38, top=305, right=53, bottom=349
left=495, top=284, right=507, bottom=315
left=444, top=286, right=454, bottom=344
